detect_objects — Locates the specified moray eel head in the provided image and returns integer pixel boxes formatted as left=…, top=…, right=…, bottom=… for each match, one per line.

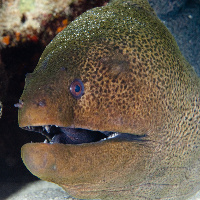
left=17, top=0, right=200, bottom=199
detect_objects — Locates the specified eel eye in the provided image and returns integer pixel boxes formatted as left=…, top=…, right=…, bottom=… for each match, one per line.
left=70, top=79, right=84, bottom=99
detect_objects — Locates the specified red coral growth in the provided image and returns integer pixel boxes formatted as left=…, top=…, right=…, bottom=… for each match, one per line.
left=2, top=36, right=10, bottom=45
left=27, top=35, right=38, bottom=42
left=56, top=19, right=68, bottom=33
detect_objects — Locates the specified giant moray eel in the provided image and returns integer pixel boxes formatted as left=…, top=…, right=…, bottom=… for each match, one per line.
left=16, top=0, right=200, bottom=199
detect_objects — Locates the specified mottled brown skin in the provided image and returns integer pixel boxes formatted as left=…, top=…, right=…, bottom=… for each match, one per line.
left=18, top=0, right=200, bottom=199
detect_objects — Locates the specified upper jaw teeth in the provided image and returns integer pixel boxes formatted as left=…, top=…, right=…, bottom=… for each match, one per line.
left=101, top=132, right=119, bottom=141
left=44, top=139, right=48, bottom=143
left=44, top=125, right=50, bottom=133
left=107, top=132, right=119, bottom=139
left=40, top=125, right=119, bottom=144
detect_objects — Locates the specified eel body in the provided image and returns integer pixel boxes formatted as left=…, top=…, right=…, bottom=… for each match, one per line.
left=17, top=0, right=200, bottom=199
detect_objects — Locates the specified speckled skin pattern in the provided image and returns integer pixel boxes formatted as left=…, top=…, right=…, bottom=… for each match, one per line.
left=19, top=0, right=200, bottom=199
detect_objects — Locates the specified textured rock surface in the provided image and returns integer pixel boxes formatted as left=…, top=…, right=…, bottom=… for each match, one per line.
left=4, top=181, right=200, bottom=200
left=6, top=181, right=79, bottom=200
left=0, top=0, right=75, bottom=45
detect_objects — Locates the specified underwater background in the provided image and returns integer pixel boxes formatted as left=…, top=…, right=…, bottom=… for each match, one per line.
left=0, top=0, right=199, bottom=199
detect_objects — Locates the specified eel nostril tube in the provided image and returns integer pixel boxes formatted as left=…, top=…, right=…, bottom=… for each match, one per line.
left=14, top=99, right=24, bottom=108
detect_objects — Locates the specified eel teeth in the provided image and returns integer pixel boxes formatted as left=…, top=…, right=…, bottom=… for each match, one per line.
left=44, top=139, right=48, bottom=143
left=107, top=132, right=119, bottom=139
left=101, top=132, right=119, bottom=141
left=44, top=125, right=50, bottom=133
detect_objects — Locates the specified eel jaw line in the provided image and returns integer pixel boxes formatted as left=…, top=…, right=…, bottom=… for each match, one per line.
left=22, top=125, right=147, bottom=145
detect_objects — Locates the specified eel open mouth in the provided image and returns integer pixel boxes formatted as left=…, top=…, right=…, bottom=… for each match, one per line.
left=22, top=126, right=146, bottom=145
left=22, top=126, right=120, bottom=144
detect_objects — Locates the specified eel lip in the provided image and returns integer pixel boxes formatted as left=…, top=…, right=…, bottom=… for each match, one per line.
left=22, top=125, right=147, bottom=145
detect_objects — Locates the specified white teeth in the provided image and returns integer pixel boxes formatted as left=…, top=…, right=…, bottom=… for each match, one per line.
left=44, top=139, right=48, bottom=143
left=107, top=132, right=119, bottom=139
left=50, top=140, right=54, bottom=144
left=44, top=125, right=50, bottom=133
left=101, top=132, right=119, bottom=141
